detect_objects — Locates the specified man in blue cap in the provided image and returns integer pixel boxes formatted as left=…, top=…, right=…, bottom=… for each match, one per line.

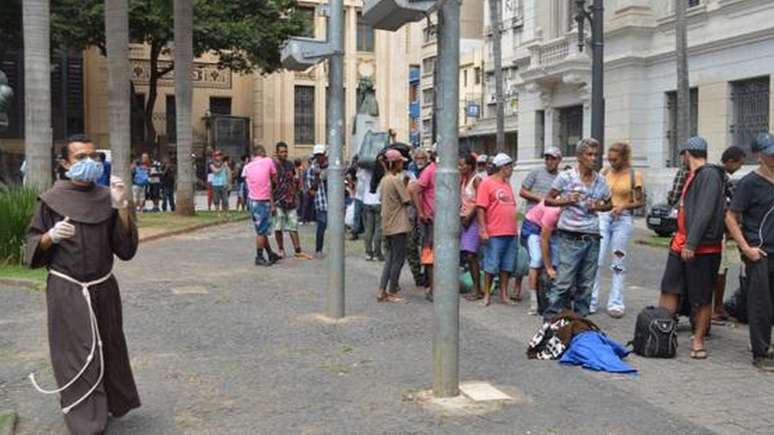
left=726, top=132, right=774, bottom=371
left=658, top=136, right=727, bottom=360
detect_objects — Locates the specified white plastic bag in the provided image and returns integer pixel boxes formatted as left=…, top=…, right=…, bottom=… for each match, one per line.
left=344, top=202, right=355, bottom=228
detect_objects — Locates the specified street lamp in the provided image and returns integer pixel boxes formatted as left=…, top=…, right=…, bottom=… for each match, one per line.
left=363, top=0, right=462, bottom=399
left=280, top=2, right=345, bottom=319
left=574, top=0, right=605, bottom=165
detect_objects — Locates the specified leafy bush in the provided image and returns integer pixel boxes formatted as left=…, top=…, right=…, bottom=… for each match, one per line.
left=0, top=185, right=38, bottom=264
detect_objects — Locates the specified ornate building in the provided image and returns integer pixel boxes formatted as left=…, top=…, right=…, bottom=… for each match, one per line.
left=491, top=0, right=774, bottom=202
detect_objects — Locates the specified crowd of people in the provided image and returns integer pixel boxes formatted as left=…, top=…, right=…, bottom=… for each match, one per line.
left=19, top=130, right=774, bottom=434
left=337, top=133, right=774, bottom=370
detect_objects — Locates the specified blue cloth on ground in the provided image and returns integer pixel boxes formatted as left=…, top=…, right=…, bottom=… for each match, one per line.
left=559, top=331, right=637, bottom=374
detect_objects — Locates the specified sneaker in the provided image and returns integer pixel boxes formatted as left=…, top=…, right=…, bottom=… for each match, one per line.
left=268, top=252, right=281, bottom=264
left=376, top=255, right=385, bottom=262
left=365, top=254, right=374, bottom=261
left=608, top=308, right=625, bottom=319
left=753, top=356, right=774, bottom=372
left=425, top=291, right=434, bottom=302
left=254, top=256, right=269, bottom=266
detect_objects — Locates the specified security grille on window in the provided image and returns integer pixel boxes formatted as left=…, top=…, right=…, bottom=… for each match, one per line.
left=357, top=12, right=375, bottom=52
left=294, top=86, right=315, bottom=145
left=730, top=76, right=770, bottom=163
left=557, top=105, right=583, bottom=157
left=665, top=88, right=698, bottom=167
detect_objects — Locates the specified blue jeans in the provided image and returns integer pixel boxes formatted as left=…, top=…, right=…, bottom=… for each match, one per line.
left=161, top=185, right=175, bottom=212
left=591, top=213, right=634, bottom=312
left=543, top=231, right=600, bottom=320
left=352, top=199, right=364, bottom=235
left=315, top=210, right=328, bottom=253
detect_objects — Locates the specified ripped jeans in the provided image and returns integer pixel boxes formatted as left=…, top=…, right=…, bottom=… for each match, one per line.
left=591, top=212, right=634, bottom=312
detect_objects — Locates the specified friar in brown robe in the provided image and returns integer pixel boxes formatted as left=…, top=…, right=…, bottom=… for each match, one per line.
left=25, top=137, right=140, bottom=435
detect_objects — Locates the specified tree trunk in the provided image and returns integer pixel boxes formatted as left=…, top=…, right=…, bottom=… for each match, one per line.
left=174, top=0, right=195, bottom=216
left=675, top=0, right=690, bottom=148
left=22, top=0, right=52, bottom=190
left=105, top=0, right=132, bottom=193
left=489, top=0, right=505, bottom=153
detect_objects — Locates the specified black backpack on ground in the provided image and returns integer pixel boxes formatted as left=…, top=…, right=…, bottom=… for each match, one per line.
left=630, top=306, right=678, bottom=358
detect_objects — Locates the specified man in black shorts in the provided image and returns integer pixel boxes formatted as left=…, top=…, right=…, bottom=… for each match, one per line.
left=658, top=137, right=726, bottom=360
left=726, top=133, right=774, bottom=371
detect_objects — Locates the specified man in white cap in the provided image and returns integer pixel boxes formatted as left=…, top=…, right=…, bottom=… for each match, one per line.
left=476, top=154, right=489, bottom=179
left=520, top=147, right=562, bottom=213
left=517, top=146, right=564, bottom=305
left=476, top=153, right=520, bottom=306
left=307, top=144, right=329, bottom=258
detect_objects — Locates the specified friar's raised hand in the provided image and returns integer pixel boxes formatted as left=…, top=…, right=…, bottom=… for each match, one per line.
left=110, top=175, right=129, bottom=209
left=48, top=217, right=76, bottom=244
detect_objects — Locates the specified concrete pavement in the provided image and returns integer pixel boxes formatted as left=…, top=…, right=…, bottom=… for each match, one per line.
left=1, top=222, right=770, bottom=434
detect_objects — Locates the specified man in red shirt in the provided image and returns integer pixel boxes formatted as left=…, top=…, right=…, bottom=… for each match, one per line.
left=659, top=137, right=726, bottom=359
left=476, top=153, right=519, bottom=306
left=411, top=147, right=436, bottom=301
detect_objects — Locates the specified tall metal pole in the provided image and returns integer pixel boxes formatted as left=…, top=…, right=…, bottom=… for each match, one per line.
left=433, top=0, right=461, bottom=398
left=326, top=0, right=346, bottom=319
left=590, top=0, right=604, bottom=166
left=675, top=0, right=691, bottom=148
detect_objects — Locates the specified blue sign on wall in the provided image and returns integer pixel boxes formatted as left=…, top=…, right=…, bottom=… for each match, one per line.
left=466, top=103, right=480, bottom=118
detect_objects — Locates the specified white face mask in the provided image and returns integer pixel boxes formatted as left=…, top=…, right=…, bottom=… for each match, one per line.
left=65, top=158, right=104, bottom=183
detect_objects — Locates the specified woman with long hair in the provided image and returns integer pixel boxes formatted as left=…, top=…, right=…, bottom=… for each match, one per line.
left=591, top=142, right=644, bottom=318
left=459, top=153, right=483, bottom=301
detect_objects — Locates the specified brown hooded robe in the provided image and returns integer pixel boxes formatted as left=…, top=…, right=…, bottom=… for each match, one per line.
left=25, top=180, right=140, bottom=435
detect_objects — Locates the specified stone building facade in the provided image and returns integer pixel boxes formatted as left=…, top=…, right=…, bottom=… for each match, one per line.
left=485, top=0, right=774, bottom=203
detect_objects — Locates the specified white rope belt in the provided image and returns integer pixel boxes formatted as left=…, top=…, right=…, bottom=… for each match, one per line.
left=29, top=269, right=113, bottom=414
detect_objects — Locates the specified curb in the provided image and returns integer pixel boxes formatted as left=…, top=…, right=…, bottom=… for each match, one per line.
left=0, top=410, right=16, bottom=435
left=138, top=215, right=249, bottom=243
left=0, top=216, right=250, bottom=289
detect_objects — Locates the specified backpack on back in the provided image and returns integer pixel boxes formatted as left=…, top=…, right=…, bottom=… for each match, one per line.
left=630, top=306, right=677, bottom=358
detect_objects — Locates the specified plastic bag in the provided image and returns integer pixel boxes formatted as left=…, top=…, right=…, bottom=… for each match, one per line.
left=344, top=202, right=355, bottom=228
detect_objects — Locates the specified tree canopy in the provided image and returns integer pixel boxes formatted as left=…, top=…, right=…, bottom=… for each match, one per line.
left=2, top=0, right=307, bottom=74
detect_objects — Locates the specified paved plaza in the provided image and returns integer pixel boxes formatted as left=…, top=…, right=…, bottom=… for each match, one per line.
left=2, top=221, right=773, bottom=434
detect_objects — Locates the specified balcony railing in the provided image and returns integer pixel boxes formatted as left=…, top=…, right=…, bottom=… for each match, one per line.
left=527, top=31, right=583, bottom=69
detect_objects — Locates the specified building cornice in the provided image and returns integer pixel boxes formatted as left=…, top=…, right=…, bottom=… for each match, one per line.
left=605, top=25, right=774, bottom=71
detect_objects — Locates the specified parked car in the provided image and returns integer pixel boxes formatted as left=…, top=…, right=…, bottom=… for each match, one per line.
left=646, top=203, right=678, bottom=237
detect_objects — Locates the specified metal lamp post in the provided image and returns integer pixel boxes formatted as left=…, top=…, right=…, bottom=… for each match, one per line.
left=575, top=0, right=604, bottom=165
left=280, top=1, right=345, bottom=319
left=363, top=0, right=461, bottom=398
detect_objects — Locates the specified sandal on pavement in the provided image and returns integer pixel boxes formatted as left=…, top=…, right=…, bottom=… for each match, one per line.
left=690, top=348, right=708, bottom=360
left=464, top=292, right=484, bottom=302
left=387, top=294, right=408, bottom=304
left=376, top=292, right=388, bottom=302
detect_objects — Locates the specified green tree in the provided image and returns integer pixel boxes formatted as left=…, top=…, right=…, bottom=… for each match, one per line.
left=2, top=0, right=306, bottom=148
